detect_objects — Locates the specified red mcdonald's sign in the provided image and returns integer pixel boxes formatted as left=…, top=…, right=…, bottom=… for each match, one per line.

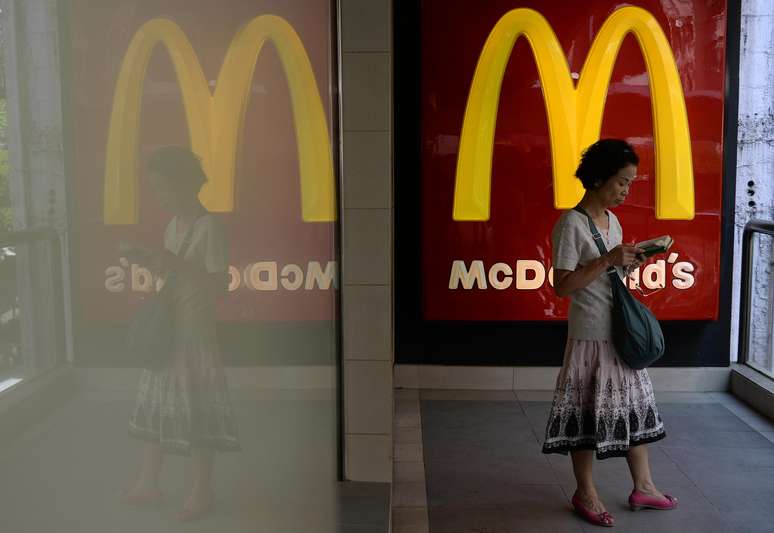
left=421, top=0, right=727, bottom=321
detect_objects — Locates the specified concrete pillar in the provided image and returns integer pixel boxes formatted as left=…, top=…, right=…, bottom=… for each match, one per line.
left=339, top=0, right=393, bottom=482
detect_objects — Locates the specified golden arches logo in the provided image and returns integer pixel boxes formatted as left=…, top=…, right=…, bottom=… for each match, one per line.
left=104, top=15, right=336, bottom=225
left=453, top=6, right=694, bottom=221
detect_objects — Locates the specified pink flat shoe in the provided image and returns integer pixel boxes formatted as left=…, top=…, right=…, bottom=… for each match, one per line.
left=571, top=493, right=615, bottom=527
left=629, top=489, right=678, bottom=511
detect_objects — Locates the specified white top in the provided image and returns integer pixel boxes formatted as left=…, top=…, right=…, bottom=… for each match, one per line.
left=164, top=213, right=229, bottom=274
left=551, top=209, right=624, bottom=340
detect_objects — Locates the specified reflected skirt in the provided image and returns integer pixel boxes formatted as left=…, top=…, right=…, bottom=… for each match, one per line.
left=128, top=301, right=241, bottom=456
left=541, top=338, right=666, bottom=460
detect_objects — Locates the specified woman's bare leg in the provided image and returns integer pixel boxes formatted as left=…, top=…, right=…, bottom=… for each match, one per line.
left=626, top=444, right=666, bottom=497
left=570, top=450, right=608, bottom=513
left=124, top=442, right=163, bottom=503
left=180, top=447, right=214, bottom=520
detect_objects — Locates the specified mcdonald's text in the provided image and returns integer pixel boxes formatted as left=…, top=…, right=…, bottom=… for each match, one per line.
left=105, top=260, right=338, bottom=293
left=448, top=255, right=696, bottom=292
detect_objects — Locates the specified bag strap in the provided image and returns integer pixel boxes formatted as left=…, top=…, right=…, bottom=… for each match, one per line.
left=175, top=213, right=206, bottom=258
left=164, top=214, right=205, bottom=280
left=572, top=206, right=619, bottom=281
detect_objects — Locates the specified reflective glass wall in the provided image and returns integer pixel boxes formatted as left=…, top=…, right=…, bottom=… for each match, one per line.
left=0, top=1, right=344, bottom=531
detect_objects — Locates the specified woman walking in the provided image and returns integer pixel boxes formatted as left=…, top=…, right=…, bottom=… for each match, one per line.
left=542, top=139, right=677, bottom=527
left=121, top=145, right=241, bottom=521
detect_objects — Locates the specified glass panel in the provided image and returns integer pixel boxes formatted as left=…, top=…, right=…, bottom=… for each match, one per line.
left=0, top=237, right=63, bottom=387
left=0, top=5, right=67, bottom=387
left=0, top=1, right=359, bottom=529
left=0, top=244, right=21, bottom=379
left=0, top=98, right=11, bottom=232
left=5, top=1, right=345, bottom=531
left=747, top=231, right=774, bottom=379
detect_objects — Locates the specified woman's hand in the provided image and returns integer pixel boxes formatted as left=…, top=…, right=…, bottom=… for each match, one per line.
left=117, top=242, right=153, bottom=265
left=605, top=243, right=645, bottom=269
left=117, top=243, right=177, bottom=273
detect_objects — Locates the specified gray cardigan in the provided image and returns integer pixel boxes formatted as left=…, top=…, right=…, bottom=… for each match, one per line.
left=551, top=209, right=625, bottom=340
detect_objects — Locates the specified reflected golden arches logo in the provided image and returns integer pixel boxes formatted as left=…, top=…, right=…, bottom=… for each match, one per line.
left=104, top=15, right=336, bottom=225
left=453, top=6, right=694, bottom=221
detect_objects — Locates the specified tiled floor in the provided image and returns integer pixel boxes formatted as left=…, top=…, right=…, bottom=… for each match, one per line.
left=0, top=383, right=390, bottom=533
left=396, top=389, right=774, bottom=533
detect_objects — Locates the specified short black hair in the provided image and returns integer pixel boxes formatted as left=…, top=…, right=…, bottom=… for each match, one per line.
left=575, top=139, right=639, bottom=190
left=146, top=145, right=208, bottom=190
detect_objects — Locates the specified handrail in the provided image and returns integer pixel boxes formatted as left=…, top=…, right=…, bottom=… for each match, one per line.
left=738, top=219, right=774, bottom=377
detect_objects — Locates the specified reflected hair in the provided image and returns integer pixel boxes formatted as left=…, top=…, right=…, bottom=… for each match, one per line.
left=146, top=145, right=208, bottom=190
left=575, top=139, right=639, bottom=190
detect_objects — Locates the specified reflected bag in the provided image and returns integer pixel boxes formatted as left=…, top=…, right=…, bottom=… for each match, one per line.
left=126, top=279, right=177, bottom=370
left=573, top=207, right=665, bottom=370
left=126, top=220, right=198, bottom=370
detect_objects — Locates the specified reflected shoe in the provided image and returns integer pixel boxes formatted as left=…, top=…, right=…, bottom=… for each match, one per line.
left=121, top=487, right=164, bottom=507
left=179, top=494, right=212, bottom=522
left=629, top=489, right=678, bottom=511
left=571, top=492, right=615, bottom=527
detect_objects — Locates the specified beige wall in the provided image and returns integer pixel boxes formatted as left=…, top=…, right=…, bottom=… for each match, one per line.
left=339, top=0, right=394, bottom=482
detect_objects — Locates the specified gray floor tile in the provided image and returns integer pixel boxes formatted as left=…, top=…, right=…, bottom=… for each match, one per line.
left=519, top=401, right=553, bottom=418
left=501, top=515, right=585, bottom=533
left=572, top=488, right=741, bottom=532
left=723, top=510, right=774, bottom=533
left=393, top=481, right=428, bottom=507
left=396, top=426, right=422, bottom=445
left=396, top=399, right=421, bottom=415
left=421, top=415, right=531, bottom=433
left=659, top=429, right=774, bottom=449
left=498, top=485, right=585, bottom=533
left=392, top=507, right=429, bottom=530
left=577, top=509, right=739, bottom=533
left=658, top=409, right=755, bottom=432
left=427, top=505, right=508, bottom=533
left=657, top=403, right=728, bottom=416
left=514, top=390, right=556, bottom=402
left=725, top=409, right=774, bottom=433
left=698, top=483, right=774, bottom=533
left=339, top=526, right=389, bottom=533
left=423, top=423, right=540, bottom=447
left=694, top=472, right=774, bottom=505
left=0, top=387, right=388, bottom=533
left=395, top=389, right=420, bottom=401
left=709, top=392, right=743, bottom=405
left=421, top=400, right=542, bottom=466
left=421, top=443, right=543, bottom=466
left=420, top=400, right=527, bottom=420
left=661, top=445, right=774, bottom=471
left=548, top=447, right=695, bottom=489
left=425, top=462, right=561, bottom=506
left=654, top=392, right=724, bottom=403
left=337, top=482, right=392, bottom=526
left=421, top=398, right=774, bottom=533
left=562, top=481, right=716, bottom=514
left=420, top=390, right=518, bottom=402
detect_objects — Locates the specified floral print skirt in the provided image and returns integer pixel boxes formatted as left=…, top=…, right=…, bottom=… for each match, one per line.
left=128, top=301, right=241, bottom=456
left=542, top=338, right=666, bottom=460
